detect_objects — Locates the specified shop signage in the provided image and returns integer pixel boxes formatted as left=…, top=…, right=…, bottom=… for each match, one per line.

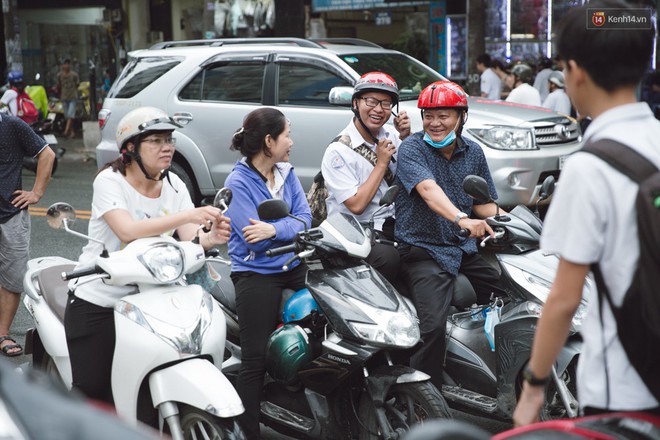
left=374, top=11, right=392, bottom=26
left=312, top=0, right=427, bottom=12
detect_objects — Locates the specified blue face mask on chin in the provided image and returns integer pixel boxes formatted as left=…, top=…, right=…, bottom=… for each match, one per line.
left=424, top=131, right=456, bottom=149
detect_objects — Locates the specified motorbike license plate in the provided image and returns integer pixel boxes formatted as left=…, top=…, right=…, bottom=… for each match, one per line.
left=559, top=154, right=569, bottom=169
left=43, top=134, right=57, bottom=145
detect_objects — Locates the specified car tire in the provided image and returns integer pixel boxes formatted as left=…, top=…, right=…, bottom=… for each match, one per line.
left=169, top=160, right=201, bottom=206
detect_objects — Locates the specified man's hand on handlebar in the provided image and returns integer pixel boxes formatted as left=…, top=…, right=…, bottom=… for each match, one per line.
left=457, top=217, right=495, bottom=239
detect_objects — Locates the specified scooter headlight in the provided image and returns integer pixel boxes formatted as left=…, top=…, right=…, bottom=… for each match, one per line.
left=138, top=243, right=184, bottom=283
left=115, top=291, right=214, bottom=355
left=510, top=265, right=590, bottom=334
left=346, top=297, right=420, bottom=348
left=570, top=300, right=588, bottom=333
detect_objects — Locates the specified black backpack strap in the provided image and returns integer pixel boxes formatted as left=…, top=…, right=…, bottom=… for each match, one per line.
left=591, top=262, right=613, bottom=409
left=581, top=139, right=658, bottom=183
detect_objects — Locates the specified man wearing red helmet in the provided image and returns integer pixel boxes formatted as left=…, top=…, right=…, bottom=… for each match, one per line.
left=320, top=72, right=410, bottom=284
left=393, top=80, right=506, bottom=388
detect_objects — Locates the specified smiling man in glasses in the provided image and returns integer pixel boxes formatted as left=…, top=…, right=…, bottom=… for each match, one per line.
left=319, top=71, right=410, bottom=284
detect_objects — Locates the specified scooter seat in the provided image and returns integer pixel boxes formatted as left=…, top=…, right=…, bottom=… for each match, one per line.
left=37, top=264, right=75, bottom=323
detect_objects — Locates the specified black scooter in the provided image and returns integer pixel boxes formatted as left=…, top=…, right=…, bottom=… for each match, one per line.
left=210, top=188, right=451, bottom=439
left=439, top=176, right=583, bottom=422
left=23, top=118, right=65, bottom=175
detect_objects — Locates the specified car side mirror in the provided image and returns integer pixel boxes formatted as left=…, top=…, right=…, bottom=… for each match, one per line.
left=328, top=86, right=354, bottom=106
left=538, top=175, right=555, bottom=201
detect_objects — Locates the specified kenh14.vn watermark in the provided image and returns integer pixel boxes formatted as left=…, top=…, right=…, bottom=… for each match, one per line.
left=587, top=8, right=653, bottom=29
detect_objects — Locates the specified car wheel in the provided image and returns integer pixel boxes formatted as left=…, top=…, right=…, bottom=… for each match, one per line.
left=169, top=160, right=201, bottom=205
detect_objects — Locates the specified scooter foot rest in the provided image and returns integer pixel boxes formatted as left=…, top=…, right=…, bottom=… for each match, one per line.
left=441, top=385, right=498, bottom=414
left=260, top=401, right=315, bottom=432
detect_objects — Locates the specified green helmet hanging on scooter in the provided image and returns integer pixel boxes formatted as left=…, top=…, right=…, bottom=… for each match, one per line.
left=265, top=324, right=315, bottom=385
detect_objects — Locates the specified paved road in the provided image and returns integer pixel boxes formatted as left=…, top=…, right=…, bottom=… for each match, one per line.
left=7, top=136, right=510, bottom=437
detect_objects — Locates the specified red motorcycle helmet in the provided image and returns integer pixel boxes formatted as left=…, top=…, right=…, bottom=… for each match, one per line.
left=352, top=72, right=399, bottom=105
left=417, top=80, right=468, bottom=111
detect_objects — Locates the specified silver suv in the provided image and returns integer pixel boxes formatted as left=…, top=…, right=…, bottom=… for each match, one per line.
left=96, top=38, right=581, bottom=206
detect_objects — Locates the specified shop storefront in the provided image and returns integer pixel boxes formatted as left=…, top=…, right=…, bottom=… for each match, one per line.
left=484, top=0, right=585, bottom=64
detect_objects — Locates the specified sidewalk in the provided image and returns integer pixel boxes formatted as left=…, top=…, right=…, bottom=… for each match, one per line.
left=54, top=132, right=97, bottom=163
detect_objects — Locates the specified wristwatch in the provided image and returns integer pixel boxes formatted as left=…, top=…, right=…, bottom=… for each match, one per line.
left=522, top=364, right=550, bottom=387
left=454, top=212, right=468, bottom=225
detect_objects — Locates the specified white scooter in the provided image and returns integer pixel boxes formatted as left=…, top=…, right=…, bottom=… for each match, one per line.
left=22, top=189, right=245, bottom=440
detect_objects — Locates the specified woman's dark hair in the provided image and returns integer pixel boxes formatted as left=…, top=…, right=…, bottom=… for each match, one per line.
left=230, top=107, right=287, bottom=159
left=557, top=0, right=654, bottom=92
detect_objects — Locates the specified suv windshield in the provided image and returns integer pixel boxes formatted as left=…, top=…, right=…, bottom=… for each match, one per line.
left=338, top=52, right=445, bottom=101
left=109, top=57, right=181, bottom=99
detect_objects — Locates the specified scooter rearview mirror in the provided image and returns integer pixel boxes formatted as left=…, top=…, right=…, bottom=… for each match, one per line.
left=213, top=187, right=232, bottom=213
left=379, top=185, right=399, bottom=206
left=462, top=175, right=492, bottom=203
left=538, top=175, right=555, bottom=201
left=46, top=202, right=76, bottom=230
left=258, top=199, right=290, bottom=221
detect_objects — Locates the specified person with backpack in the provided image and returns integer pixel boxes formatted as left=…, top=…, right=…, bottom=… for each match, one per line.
left=513, top=0, right=660, bottom=426
left=318, top=72, right=410, bottom=285
left=0, top=71, right=40, bottom=124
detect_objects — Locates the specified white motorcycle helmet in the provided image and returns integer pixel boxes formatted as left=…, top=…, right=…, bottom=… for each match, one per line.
left=116, top=106, right=182, bottom=152
left=115, top=107, right=182, bottom=181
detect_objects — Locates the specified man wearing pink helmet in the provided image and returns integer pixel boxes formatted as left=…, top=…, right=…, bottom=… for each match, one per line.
left=320, top=71, right=410, bottom=284
left=393, top=80, right=506, bottom=389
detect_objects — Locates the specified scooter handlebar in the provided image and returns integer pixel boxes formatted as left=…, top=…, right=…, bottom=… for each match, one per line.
left=458, top=228, right=470, bottom=238
left=62, top=265, right=104, bottom=281
left=265, top=243, right=298, bottom=257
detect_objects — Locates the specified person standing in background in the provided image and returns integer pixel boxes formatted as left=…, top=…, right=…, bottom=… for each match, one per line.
left=0, top=113, right=55, bottom=357
left=476, top=54, right=503, bottom=100
left=506, top=64, right=542, bottom=106
left=542, top=71, right=572, bottom=115
left=57, top=59, right=79, bottom=139
left=533, top=57, right=554, bottom=102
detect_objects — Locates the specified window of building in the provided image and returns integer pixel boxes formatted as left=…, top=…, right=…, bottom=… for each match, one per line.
left=484, top=0, right=588, bottom=64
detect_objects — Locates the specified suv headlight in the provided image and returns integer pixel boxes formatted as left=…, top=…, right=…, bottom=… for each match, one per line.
left=346, top=297, right=420, bottom=348
left=138, top=243, right=184, bottom=283
left=115, top=292, right=213, bottom=355
left=468, top=126, right=537, bottom=150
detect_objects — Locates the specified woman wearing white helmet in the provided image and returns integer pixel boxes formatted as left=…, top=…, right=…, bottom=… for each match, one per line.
left=64, top=106, right=231, bottom=405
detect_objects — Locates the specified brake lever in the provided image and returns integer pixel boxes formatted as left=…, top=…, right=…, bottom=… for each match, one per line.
left=282, top=249, right=314, bottom=271
left=480, top=229, right=506, bottom=248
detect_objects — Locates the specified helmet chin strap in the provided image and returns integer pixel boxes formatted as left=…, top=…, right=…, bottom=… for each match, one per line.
left=127, top=151, right=169, bottom=181
left=352, top=106, right=379, bottom=144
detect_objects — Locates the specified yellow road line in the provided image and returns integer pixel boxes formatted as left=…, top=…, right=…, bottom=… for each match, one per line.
left=28, top=207, right=91, bottom=219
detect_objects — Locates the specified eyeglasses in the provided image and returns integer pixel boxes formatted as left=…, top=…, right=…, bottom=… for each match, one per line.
left=142, top=137, right=176, bottom=147
left=360, top=97, right=394, bottom=110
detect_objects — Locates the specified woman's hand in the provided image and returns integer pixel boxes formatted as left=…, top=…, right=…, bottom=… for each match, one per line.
left=242, top=218, right=276, bottom=244
left=206, top=214, right=231, bottom=246
left=188, top=206, right=225, bottom=228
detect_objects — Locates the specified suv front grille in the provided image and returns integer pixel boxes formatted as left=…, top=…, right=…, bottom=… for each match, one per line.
left=533, top=117, right=581, bottom=146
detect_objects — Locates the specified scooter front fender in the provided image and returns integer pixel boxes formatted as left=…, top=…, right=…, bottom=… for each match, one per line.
left=556, top=336, right=581, bottom=375
left=149, top=358, right=244, bottom=418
